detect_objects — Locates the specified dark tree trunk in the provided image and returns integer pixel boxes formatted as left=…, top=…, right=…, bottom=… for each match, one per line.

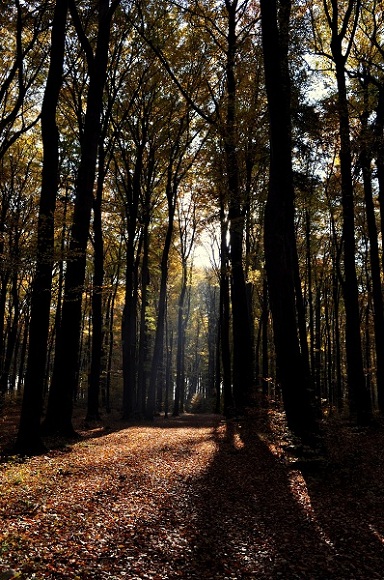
left=373, top=86, right=384, bottom=277
left=260, top=0, right=318, bottom=441
left=261, top=277, right=269, bottom=400
left=225, top=0, right=253, bottom=411
left=207, top=287, right=218, bottom=403
left=332, top=251, right=343, bottom=412
left=215, top=315, right=222, bottom=414
left=43, top=0, right=119, bottom=436
left=305, top=208, right=316, bottom=379
left=0, top=272, right=19, bottom=392
left=173, top=261, right=188, bottom=417
left=326, top=0, right=372, bottom=423
left=15, top=0, right=68, bottom=454
left=121, top=241, right=137, bottom=419
left=0, top=200, right=10, bottom=383
left=137, top=210, right=150, bottom=418
left=219, top=200, right=233, bottom=417
left=86, top=144, right=106, bottom=422
left=121, top=132, right=147, bottom=420
left=147, top=175, right=176, bottom=419
left=315, top=286, right=322, bottom=401
left=164, top=322, right=173, bottom=420
left=360, top=83, right=384, bottom=412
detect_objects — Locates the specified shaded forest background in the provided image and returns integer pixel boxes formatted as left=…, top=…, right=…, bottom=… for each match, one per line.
left=1, top=0, right=384, bottom=453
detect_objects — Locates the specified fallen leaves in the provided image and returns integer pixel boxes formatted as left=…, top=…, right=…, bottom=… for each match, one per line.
left=0, top=409, right=384, bottom=578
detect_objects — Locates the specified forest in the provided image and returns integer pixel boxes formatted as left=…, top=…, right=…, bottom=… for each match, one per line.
left=0, top=0, right=383, bottom=450
left=2, top=0, right=384, bottom=577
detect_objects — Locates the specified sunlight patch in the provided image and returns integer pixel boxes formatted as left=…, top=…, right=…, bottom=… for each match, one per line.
left=369, top=524, right=384, bottom=544
left=288, top=470, right=336, bottom=549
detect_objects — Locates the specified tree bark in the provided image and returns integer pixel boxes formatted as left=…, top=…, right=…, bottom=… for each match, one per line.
left=43, top=0, right=120, bottom=436
left=219, top=199, right=234, bottom=417
left=86, top=143, right=106, bottom=422
left=173, top=260, right=188, bottom=416
left=326, top=0, right=372, bottom=423
left=16, top=0, right=68, bottom=454
left=225, top=0, right=253, bottom=411
left=147, top=176, right=176, bottom=419
left=260, top=0, right=318, bottom=441
left=359, top=93, right=384, bottom=412
left=121, top=143, right=145, bottom=420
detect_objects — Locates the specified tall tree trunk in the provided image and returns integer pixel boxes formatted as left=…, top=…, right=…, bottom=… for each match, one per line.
left=219, top=199, right=233, bottom=417
left=86, top=143, right=106, bottom=421
left=164, top=321, right=173, bottom=420
left=261, top=277, right=269, bottom=400
left=16, top=0, right=68, bottom=454
left=362, top=85, right=384, bottom=412
left=326, top=0, right=372, bottom=423
left=121, top=139, right=145, bottom=420
left=0, top=200, right=10, bottom=385
left=173, top=260, right=188, bottom=416
left=225, top=0, right=253, bottom=411
left=137, top=210, right=150, bottom=417
left=260, top=0, right=318, bottom=441
left=43, top=0, right=119, bottom=436
left=147, top=178, right=176, bottom=419
left=373, top=86, right=384, bottom=277
left=0, top=272, right=19, bottom=392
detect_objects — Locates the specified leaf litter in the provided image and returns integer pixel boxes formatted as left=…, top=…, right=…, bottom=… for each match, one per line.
left=0, top=408, right=384, bottom=579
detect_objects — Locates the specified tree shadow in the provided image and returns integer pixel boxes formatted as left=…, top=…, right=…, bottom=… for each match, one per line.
left=3, top=410, right=384, bottom=578
left=298, top=424, right=384, bottom=579
left=187, top=417, right=384, bottom=579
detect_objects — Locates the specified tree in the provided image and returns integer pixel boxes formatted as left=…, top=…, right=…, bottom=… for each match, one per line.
left=260, top=0, right=319, bottom=441
left=173, top=189, right=196, bottom=416
left=42, top=0, right=121, bottom=436
left=16, top=0, right=68, bottom=454
left=0, top=1, right=45, bottom=160
left=321, top=0, right=372, bottom=423
left=135, top=0, right=260, bottom=412
left=146, top=103, right=197, bottom=419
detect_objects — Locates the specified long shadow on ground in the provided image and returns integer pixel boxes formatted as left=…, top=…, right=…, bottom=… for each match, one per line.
left=187, top=417, right=384, bottom=579
left=299, top=425, right=384, bottom=580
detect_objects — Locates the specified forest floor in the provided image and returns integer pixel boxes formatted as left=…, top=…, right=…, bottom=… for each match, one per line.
left=1, top=401, right=384, bottom=579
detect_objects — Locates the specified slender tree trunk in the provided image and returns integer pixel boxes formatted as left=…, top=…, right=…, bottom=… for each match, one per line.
left=16, top=0, right=68, bottom=454
left=0, top=202, right=9, bottom=382
left=121, top=239, right=138, bottom=419
left=137, top=212, right=150, bottom=418
left=332, top=262, right=343, bottom=412
left=164, top=322, right=173, bottom=420
left=225, top=0, right=253, bottom=411
left=121, top=142, right=145, bottom=419
left=147, top=179, right=176, bottom=419
left=260, top=0, right=318, bottom=441
left=43, top=0, right=119, bottom=436
left=373, top=87, right=384, bottom=277
left=360, top=83, right=384, bottom=412
left=219, top=200, right=233, bottom=417
left=327, top=0, right=372, bottom=423
left=86, top=143, right=106, bottom=421
left=173, top=260, right=188, bottom=417
left=0, top=272, right=19, bottom=392
left=215, top=315, right=222, bottom=413
left=261, top=277, right=269, bottom=400
left=360, top=139, right=384, bottom=412
left=305, top=208, right=316, bottom=378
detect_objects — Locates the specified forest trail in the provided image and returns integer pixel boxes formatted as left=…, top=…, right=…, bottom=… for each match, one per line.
left=1, top=411, right=384, bottom=579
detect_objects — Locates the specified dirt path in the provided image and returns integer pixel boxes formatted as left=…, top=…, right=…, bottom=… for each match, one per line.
left=1, top=413, right=384, bottom=579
